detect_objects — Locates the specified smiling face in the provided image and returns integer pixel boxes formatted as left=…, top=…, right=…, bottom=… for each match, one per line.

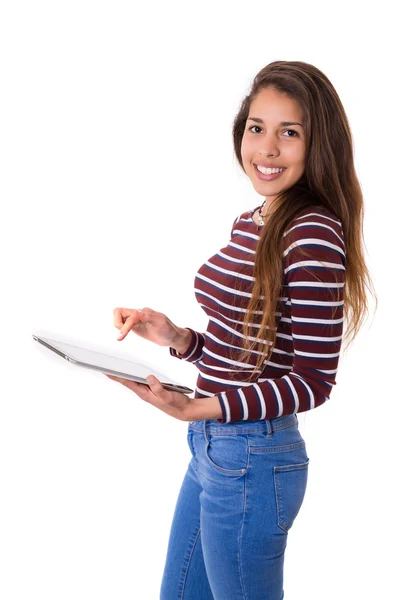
left=241, top=87, right=307, bottom=213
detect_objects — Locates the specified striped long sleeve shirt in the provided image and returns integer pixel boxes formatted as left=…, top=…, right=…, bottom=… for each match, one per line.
left=169, top=204, right=346, bottom=424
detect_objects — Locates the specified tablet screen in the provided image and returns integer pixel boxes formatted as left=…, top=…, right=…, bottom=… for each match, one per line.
left=37, top=336, right=181, bottom=386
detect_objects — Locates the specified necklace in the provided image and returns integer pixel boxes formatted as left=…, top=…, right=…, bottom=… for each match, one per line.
left=257, top=199, right=268, bottom=228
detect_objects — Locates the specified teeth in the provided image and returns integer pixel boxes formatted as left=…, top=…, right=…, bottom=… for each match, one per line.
left=256, top=166, right=285, bottom=175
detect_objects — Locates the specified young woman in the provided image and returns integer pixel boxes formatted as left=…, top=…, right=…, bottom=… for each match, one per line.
left=106, top=61, right=377, bottom=599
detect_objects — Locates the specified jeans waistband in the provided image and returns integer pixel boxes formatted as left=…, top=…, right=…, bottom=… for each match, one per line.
left=188, top=413, right=298, bottom=436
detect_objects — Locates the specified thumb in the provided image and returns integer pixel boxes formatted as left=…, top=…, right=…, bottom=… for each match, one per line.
left=146, top=375, right=164, bottom=393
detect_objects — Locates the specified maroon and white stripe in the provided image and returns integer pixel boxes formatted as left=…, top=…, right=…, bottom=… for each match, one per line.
left=170, top=205, right=346, bottom=423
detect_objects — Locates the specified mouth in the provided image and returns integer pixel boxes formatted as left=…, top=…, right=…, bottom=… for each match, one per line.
left=253, top=164, right=287, bottom=181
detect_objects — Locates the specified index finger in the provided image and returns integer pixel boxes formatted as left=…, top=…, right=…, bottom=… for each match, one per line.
left=117, top=310, right=144, bottom=340
left=113, top=307, right=124, bottom=329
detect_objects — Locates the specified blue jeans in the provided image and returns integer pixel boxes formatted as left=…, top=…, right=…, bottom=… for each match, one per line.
left=160, top=413, right=309, bottom=599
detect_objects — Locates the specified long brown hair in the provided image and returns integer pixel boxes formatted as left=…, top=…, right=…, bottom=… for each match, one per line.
left=231, top=60, right=378, bottom=381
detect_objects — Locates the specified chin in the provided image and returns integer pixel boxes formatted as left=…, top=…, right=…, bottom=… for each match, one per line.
left=253, top=181, right=286, bottom=193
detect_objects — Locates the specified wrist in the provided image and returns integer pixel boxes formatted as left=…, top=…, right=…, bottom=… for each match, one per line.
left=171, top=327, right=192, bottom=355
left=190, top=396, right=223, bottom=421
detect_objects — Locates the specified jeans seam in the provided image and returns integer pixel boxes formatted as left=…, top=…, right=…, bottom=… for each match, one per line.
left=237, top=444, right=250, bottom=600
left=180, top=527, right=201, bottom=599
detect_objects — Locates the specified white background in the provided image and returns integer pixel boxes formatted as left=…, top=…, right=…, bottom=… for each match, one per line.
left=1, top=1, right=398, bottom=598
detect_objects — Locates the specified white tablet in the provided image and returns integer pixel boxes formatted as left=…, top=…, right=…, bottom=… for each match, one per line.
left=33, top=335, right=194, bottom=394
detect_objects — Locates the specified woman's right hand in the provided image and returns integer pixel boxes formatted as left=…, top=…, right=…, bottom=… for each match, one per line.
left=113, top=307, right=189, bottom=350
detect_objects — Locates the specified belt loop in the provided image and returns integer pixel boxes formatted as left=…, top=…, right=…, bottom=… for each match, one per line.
left=203, top=419, right=209, bottom=443
left=265, top=418, right=273, bottom=438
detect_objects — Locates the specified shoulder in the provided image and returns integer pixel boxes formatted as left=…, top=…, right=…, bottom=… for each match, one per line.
left=289, top=205, right=342, bottom=226
left=233, top=207, right=256, bottom=222
left=283, top=205, right=346, bottom=262
left=229, top=207, right=257, bottom=232
left=284, top=205, right=344, bottom=242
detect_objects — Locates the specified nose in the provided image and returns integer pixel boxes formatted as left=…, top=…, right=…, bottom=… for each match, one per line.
left=258, top=133, right=280, bottom=157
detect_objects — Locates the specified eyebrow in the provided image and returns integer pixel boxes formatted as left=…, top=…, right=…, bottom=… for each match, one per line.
left=247, top=117, right=303, bottom=128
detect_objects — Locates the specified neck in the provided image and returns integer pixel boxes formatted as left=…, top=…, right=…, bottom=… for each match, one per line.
left=260, top=197, right=277, bottom=217
left=260, top=200, right=270, bottom=217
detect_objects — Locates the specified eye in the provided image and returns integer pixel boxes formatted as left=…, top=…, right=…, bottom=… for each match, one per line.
left=248, top=125, right=299, bottom=137
left=248, top=125, right=262, bottom=133
left=283, top=129, right=299, bottom=137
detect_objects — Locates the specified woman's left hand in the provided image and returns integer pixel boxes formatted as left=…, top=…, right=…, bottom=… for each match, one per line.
left=104, top=373, right=196, bottom=421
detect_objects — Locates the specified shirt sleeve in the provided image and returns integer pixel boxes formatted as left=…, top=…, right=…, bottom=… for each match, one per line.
left=216, top=211, right=347, bottom=423
left=169, top=328, right=206, bottom=363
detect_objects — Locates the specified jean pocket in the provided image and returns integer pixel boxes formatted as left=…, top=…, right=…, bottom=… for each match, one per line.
left=273, top=458, right=310, bottom=532
left=205, top=434, right=248, bottom=477
left=249, top=440, right=306, bottom=454
left=187, top=430, right=196, bottom=458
